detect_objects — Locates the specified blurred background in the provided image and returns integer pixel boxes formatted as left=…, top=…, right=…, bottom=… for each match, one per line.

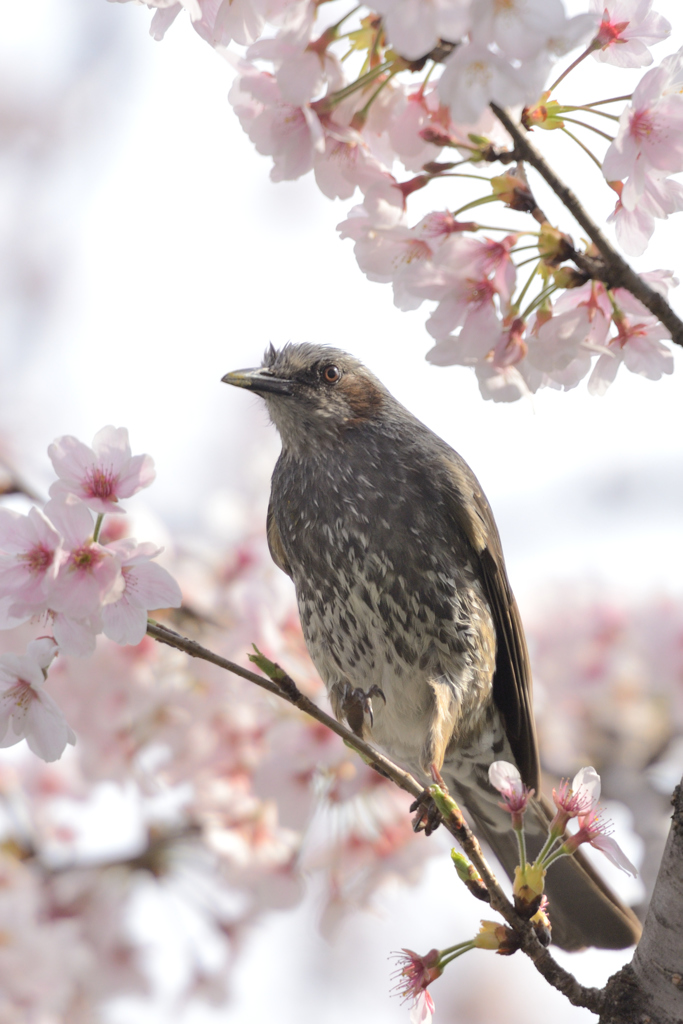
left=1, top=0, right=682, bottom=1021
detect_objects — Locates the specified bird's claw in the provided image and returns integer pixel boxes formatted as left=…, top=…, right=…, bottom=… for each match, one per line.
left=341, top=683, right=386, bottom=735
left=410, top=790, right=442, bottom=836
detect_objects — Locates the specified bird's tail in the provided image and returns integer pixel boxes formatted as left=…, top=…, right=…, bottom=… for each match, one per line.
left=444, top=772, right=642, bottom=951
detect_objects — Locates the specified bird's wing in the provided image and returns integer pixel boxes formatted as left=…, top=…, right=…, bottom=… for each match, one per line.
left=267, top=498, right=293, bottom=578
left=440, top=453, right=540, bottom=791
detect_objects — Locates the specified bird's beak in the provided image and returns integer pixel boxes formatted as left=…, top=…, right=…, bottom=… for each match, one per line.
left=221, top=367, right=294, bottom=396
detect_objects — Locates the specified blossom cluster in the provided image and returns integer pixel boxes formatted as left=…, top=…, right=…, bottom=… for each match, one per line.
left=0, top=427, right=182, bottom=760
left=0, top=520, right=436, bottom=1020
left=111, top=0, right=680, bottom=401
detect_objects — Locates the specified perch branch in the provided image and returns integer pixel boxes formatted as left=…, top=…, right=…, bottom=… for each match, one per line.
left=147, top=620, right=605, bottom=1012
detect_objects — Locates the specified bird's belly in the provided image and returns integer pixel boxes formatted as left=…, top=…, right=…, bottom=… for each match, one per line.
left=295, top=566, right=496, bottom=774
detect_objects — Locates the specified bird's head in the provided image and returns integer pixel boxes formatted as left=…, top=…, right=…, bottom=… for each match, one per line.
left=222, top=343, right=388, bottom=453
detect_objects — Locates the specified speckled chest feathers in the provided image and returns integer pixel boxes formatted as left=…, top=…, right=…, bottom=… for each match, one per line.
left=269, top=402, right=497, bottom=779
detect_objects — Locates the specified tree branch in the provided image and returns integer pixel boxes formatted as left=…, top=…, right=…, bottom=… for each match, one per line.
left=147, top=620, right=604, bottom=1013
left=489, top=103, right=683, bottom=348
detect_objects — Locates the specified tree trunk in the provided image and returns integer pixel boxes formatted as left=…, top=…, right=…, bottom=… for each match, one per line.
left=600, top=781, right=683, bottom=1024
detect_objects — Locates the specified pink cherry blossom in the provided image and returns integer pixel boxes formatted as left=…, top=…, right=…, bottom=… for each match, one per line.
left=607, top=174, right=683, bottom=255
left=44, top=496, right=123, bottom=621
left=437, top=43, right=531, bottom=125
left=372, top=0, right=470, bottom=63
left=314, top=123, right=391, bottom=200
left=386, top=85, right=448, bottom=173
left=0, top=638, right=75, bottom=762
left=0, top=507, right=62, bottom=620
left=553, top=765, right=602, bottom=819
left=588, top=289, right=674, bottom=395
left=229, top=64, right=324, bottom=182
left=488, top=760, right=533, bottom=827
left=527, top=281, right=612, bottom=379
left=102, top=540, right=183, bottom=646
left=602, top=64, right=683, bottom=198
left=247, top=18, right=344, bottom=106
left=565, top=807, right=638, bottom=875
left=147, top=0, right=267, bottom=46
left=591, top=0, right=671, bottom=68
left=48, top=426, right=155, bottom=516
left=391, top=947, right=442, bottom=1024
left=472, top=0, right=594, bottom=62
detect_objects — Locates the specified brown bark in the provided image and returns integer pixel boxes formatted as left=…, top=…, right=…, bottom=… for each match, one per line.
left=599, top=783, right=683, bottom=1024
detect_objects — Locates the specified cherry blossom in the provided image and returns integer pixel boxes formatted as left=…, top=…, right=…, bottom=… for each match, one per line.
left=371, top=0, right=470, bottom=63
left=588, top=288, right=674, bottom=395
left=526, top=281, right=612, bottom=381
left=437, top=43, right=530, bottom=126
left=602, top=63, right=683, bottom=197
left=247, top=18, right=344, bottom=107
left=607, top=174, right=683, bottom=255
left=229, top=63, right=325, bottom=182
left=591, top=0, right=671, bottom=68
left=48, top=426, right=155, bottom=516
left=0, top=507, right=62, bottom=622
left=391, top=947, right=442, bottom=1024
left=488, top=760, right=533, bottom=827
left=44, top=496, right=123, bottom=621
left=472, top=0, right=594, bottom=63
left=101, top=539, right=183, bottom=646
left=0, top=638, right=75, bottom=762
left=314, top=124, right=391, bottom=200
left=564, top=807, right=638, bottom=875
left=552, top=765, right=601, bottom=822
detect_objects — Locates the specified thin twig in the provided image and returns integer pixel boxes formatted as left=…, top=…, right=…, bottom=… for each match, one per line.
left=147, top=620, right=606, bottom=1013
left=490, top=103, right=683, bottom=348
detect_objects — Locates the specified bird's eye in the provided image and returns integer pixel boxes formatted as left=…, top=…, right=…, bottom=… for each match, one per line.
left=322, top=364, right=341, bottom=384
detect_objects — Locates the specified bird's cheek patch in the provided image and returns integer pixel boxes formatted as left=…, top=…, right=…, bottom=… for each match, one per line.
left=338, top=378, right=384, bottom=425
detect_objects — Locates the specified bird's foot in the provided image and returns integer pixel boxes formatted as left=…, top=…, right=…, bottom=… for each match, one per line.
left=410, top=789, right=442, bottom=836
left=340, top=683, right=386, bottom=736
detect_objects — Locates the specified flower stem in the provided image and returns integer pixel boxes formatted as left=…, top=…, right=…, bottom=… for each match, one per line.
left=561, top=106, right=620, bottom=123
left=533, top=829, right=564, bottom=869
left=476, top=225, right=541, bottom=235
left=93, top=513, right=104, bottom=543
left=559, top=127, right=604, bottom=170
left=559, top=116, right=615, bottom=142
left=452, top=194, right=499, bottom=218
left=515, top=826, right=527, bottom=871
left=548, top=43, right=595, bottom=93
left=321, top=59, right=392, bottom=108
left=513, top=260, right=540, bottom=312
left=574, top=94, right=632, bottom=107
left=354, top=68, right=399, bottom=120
left=521, top=282, right=559, bottom=320
left=440, top=942, right=476, bottom=966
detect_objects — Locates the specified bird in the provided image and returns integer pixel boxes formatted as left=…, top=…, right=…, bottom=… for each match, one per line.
left=222, top=341, right=641, bottom=951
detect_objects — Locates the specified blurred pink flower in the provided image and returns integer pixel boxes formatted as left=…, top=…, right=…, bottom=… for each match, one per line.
left=48, top=426, right=155, bottom=516
left=438, top=43, right=529, bottom=125
left=0, top=638, right=75, bottom=762
left=372, top=0, right=470, bottom=62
